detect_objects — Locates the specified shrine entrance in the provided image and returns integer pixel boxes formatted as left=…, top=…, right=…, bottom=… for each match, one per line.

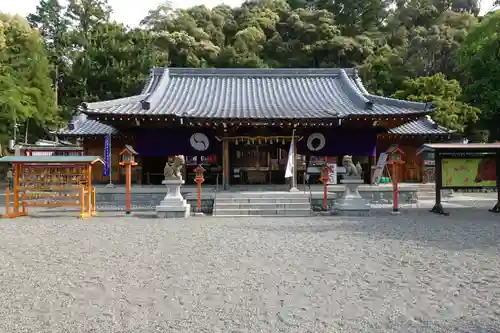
left=227, top=135, right=305, bottom=185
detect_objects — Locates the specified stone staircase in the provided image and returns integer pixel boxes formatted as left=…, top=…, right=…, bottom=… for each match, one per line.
left=416, top=183, right=435, bottom=201
left=416, top=183, right=454, bottom=201
left=213, top=191, right=312, bottom=217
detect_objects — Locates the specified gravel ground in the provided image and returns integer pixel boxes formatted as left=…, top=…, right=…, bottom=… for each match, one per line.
left=0, top=210, right=499, bottom=332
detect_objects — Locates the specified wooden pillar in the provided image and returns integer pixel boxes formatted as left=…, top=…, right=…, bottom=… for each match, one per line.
left=222, top=138, right=230, bottom=190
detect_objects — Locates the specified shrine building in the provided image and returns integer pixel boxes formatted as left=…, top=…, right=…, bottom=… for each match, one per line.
left=58, top=67, right=454, bottom=187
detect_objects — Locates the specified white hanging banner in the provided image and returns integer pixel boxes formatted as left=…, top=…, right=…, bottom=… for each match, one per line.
left=285, top=138, right=294, bottom=178
left=327, top=163, right=337, bottom=184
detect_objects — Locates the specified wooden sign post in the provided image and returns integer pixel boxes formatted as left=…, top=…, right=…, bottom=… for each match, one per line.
left=119, top=145, right=138, bottom=215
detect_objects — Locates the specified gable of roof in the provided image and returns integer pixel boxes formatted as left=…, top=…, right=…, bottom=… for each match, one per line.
left=58, top=114, right=117, bottom=136
left=389, top=116, right=452, bottom=135
left=81, top=67, right=432, bottom=119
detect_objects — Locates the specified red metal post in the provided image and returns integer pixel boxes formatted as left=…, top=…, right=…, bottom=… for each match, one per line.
left=392, top=164, right=399, bottom=213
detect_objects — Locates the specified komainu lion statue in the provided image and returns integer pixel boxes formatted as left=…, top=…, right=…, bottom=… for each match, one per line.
left=164, top=155, right=185, bottom=181
left=342, top=155, right=362, bottom=177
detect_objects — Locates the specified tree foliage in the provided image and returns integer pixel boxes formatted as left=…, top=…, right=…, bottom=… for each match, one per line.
left=2, top=0, right=500, bottom=146
left=0, top=13, right=58, bottom=145
left=392, top=74, right=480, bottom=132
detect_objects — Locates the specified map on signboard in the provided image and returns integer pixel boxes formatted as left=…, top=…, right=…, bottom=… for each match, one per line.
left=442, top=158, right=496, bottom=188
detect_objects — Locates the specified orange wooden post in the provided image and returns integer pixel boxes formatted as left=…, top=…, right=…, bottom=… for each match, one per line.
left=125, top=164, right=132, bottom=214
left=91, top=188, right=96, bottom=216
left=320, top=165, right=330, bottom=211
left=119, top=145, right=138, bottom=215
left=87, top=165, right=92, bottom=216
left=194, top=165, right=205, bottom=213
left=4, top=190, right=10, bottom=217
left=13, top=164, right=20, bottom=215
left=80, top=186, right=85, bottom=218
left=21, top=192, right=27, bottom=216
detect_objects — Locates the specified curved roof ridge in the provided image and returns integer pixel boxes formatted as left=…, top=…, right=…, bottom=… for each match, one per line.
left=389, top=117, right=453, bottom=135
left=81, top=67, right=435, bottom=117
left=351, top=71, right=370, bottom=95
left=338, top=69, right=372, bottom=109
left=167, top=67, right=351, bottom=77
left=84, top=94, right=148, bottom=110
left=366, top=94, right=430, bottom=111
left=144, top=68, right=171, bottom=111
left=141, top=67, right=164, bottom=94
left=348, top=69, right=430, bottom=112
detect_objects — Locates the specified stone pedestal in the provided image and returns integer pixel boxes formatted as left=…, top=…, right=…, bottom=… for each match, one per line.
left=156, top=179, right=190, bottom=218
left=332, top=178, right=370, bottom=216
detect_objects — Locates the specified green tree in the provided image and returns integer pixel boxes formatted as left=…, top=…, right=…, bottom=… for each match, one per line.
left=458, top=10, right=500, bottom=138
left=0, top=13, right=59, bottom=145
left=27, top=0, right=70, bottom=113
left=392, top=73, right=480, bottom=132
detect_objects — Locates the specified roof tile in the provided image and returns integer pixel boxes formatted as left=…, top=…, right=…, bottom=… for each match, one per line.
left=59, top=114, right=117, bottom=136
left=82, top=67, right=431, bottom=118
left=389, top=117, right=452, bottom=135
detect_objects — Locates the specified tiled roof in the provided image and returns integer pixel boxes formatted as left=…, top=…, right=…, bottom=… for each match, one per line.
left=58, top=114, right=117, bottom=136
left=389, top=117, right=452, bottom=135
left=81, top=67, right=432, bottom=119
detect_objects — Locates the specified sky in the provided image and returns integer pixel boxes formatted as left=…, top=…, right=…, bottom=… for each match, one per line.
left=2, top=0, right=497, bottom=27
left=2, top=0, right=243, bottom=26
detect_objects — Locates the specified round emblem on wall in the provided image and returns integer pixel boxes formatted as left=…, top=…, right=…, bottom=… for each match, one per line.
left=190, top=133, right=210, bottom=151
left=307, top=133, right=326, bottom=152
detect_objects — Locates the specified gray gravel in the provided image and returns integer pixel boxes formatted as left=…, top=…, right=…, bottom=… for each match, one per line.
left=0, top=210, right=499, bottom=332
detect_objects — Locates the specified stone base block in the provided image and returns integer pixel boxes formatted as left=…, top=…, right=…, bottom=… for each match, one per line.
left=333, top=209, right=371, bottom=216
left=156, top=208, right=190, bottom=218
left=332, top=197, right=371, bottom=216
left=155, top=198, right=190, bottom=218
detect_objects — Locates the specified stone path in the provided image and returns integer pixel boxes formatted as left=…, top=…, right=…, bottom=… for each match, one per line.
left=0, top=211, right=499, bottom=332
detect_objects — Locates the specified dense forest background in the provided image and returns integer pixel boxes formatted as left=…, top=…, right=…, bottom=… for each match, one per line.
left=1, top=0, right=500, bottom=148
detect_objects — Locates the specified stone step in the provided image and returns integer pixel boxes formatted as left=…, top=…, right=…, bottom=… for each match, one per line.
left=213, top=208, right=311, bottom=217
left=214, top=197, right=310, bottom=204
left=215, top=192, right=309, bottom=198
left=214, top=202, right=311, bottom=210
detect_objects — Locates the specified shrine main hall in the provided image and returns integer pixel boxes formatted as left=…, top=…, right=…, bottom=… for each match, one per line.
left=59, top=67, right=453, bottom=187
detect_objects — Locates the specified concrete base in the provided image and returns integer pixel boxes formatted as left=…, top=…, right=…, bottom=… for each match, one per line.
left=155, top=179, right=190, bottom=218
left=332, top=178, right=370, bottom=216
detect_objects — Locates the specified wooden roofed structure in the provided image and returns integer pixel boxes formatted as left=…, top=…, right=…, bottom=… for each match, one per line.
left=58, top=67, right=454, bottom=187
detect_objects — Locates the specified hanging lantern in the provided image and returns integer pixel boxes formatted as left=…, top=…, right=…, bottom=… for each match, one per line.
left=235, top=139, right=239, bottom=145
left=282, top=138, right=285, bottom=144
